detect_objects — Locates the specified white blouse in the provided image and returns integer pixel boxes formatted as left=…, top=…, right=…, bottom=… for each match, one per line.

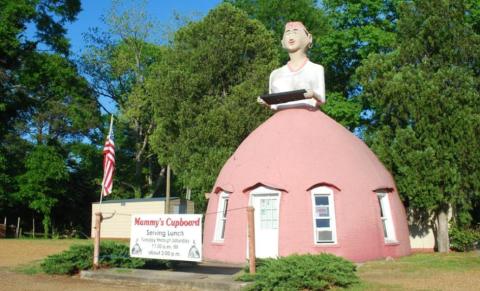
left=268, top=60, right=325, bottom=110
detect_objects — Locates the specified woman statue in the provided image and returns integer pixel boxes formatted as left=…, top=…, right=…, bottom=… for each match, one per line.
left=259, top=21, right=325, bottom=110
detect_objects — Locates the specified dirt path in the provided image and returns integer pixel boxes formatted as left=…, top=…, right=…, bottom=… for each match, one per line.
left=0, top=239, right=188, bottom=291
left=0, top=267, right=182, bottom=291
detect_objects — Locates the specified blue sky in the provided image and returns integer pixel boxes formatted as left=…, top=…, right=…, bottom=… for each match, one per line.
left=67, top=0, right=222, bottom=56
left=62, top=0, right=221, bottom=113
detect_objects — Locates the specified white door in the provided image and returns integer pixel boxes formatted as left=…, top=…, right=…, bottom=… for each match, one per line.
left=251, top=193, right=280, bottom=258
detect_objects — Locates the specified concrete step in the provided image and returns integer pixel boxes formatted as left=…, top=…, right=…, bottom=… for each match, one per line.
left=81, top=266, right=249, bottom=291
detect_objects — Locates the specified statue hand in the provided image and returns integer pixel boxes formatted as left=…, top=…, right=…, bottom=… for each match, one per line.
left=304, top=89, right=314, bottom=99
left=257, top=96, right=267, bottom=105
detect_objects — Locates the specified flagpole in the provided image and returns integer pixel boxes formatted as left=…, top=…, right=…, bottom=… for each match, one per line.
left=99, top=189, right=104, bottom=211
left=94, top=114, right=114, bottom=269
left=108, top=114, right=114, bottom=137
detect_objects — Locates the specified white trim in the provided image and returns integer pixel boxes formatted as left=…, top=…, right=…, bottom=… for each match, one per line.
left=311, top=186, right=337, bottom=244
left=213, top=191, right=230, bottom=242
left=249, top=186, right=282, bottom=203
left=377, top=192, right=397, bottom=243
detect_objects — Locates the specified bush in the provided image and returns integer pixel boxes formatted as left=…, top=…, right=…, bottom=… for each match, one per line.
left=41, top=241, right=170, bottom=275
left=238, top=253, right=359, bottom=290
left=449, top=226, right=480, bottom=252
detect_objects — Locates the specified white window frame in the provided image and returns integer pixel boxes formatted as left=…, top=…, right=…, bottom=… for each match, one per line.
left=213, top=191, right=230, bottom=242
left=377, top=192, right=397, bottom=242
left=311, top=186, right=337, bottom=244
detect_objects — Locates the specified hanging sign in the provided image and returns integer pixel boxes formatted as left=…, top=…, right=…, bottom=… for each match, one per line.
left=130, top=214, right=202, bottom=262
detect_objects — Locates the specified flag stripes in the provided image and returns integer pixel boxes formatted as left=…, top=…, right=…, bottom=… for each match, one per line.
left=101, top=137, right=115, bottom=196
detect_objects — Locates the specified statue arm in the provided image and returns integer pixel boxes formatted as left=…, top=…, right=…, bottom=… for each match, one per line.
left=312, top=65, right=326, bottom=104
left=257, top=70, right=276, bottom=105
left=269, top=70, right=274, bottom=94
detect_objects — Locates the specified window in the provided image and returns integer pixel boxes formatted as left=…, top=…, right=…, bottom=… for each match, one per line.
left=259, top=197, right=279, bottom=229
left=214, top=192, right=229, bottom=241
left=311, top=186, right=336, bottom=244
left=377, top=192, right=396, bottom=242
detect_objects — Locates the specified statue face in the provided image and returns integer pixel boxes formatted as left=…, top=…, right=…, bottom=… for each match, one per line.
left=282, top=22, right=312, bottom=53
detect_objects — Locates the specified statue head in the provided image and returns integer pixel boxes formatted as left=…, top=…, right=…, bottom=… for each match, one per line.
left=281, top=21, right=313, bottom=53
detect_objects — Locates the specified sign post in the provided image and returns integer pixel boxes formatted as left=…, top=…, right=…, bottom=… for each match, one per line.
left=247, top=206, right=256, bottom=274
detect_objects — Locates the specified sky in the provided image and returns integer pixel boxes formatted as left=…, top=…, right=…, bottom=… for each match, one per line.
left=66, top=0, right=222, bottom=56
left=62, top=0, right=221, bottom=113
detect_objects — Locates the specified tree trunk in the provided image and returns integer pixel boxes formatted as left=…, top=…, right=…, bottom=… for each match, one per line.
left=435, top=207, right=450, bottom=252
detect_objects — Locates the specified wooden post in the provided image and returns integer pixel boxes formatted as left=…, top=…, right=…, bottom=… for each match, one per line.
left=247, top=206, right=256, bottom=274
left=165, top=164, right=171, bottom=214
left=15, top=217, right=20, bottom=238
left=93, top=212, right=103, bottom=270
left=32, top=216, right=35, bottom=238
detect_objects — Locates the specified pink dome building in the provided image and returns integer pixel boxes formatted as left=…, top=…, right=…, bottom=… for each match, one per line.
left=202, top=108, right=411, bottom=263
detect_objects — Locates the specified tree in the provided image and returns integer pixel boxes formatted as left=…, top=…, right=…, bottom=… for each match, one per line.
left=17, top=53, right=100, bottom=144
left=58, top=142, right=103, bottom=233
left=148, top=3, right=279, bottom=210
left=17, top=145, right=68, bottom=237
left=356, top=0, right=480, bottom=252
left=0, top=0, right=104, bottom=234
left=81, top=0, right=165, bottom=198
left=0, top=0, right=81, bottom=138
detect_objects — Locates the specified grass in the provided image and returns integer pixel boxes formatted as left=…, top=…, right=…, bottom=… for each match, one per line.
left=343, top=252, right=480, bottom=291
left=15, top=261, right=43, bottom=275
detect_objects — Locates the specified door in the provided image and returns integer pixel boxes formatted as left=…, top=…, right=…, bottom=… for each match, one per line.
left=251, top=193, right=280, bottom=258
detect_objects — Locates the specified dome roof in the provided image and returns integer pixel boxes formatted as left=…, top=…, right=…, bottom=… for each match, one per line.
left=214, top=108, right=394, bottom=194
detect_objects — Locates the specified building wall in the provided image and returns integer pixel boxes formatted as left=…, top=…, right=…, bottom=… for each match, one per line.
left=409, top=229, right=435, bottom=250
left=203, top=185, right=411, bottom=264
left=91, top=198, right=194, bottom=239
left=202, top=109, right=412, bottom=263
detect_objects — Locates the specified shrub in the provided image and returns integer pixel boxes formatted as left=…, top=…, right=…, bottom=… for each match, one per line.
left=41, top=241, right=170, bottom=275
left=449, top=226, right=480, bottom=252
left=238, top=253, right=359, bottom=290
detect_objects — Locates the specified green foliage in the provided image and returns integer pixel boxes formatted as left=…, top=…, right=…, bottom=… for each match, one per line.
left=0, top=0, right=82, bottom=138
left=238, top=254, right=359, bottom=290
left=321, top=0, right=398, bottom=92
left=80, top=0, right=165, bottom=198
left=40, top=241, right=164, bottom=275
left=17, top=145, right=69, bottom=237
left=319, top=0, right=399, bottom=130
left=0, top=152, right=9, bottom=212
left=17, top=52, right=101, bottom=143
left=449, top=226, right=480, bottom=252
left=149, top=3, right=278, bottom=210
left=1, top=0, right=101, bottom=235
left=357, top=0, right=480, bottom=249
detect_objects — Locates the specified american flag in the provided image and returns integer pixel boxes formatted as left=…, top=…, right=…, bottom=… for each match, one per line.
left=101, top=134, right=115, bottom=196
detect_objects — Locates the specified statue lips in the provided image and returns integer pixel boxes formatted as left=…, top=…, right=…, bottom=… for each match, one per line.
left=286, top=38, right=298, bottom=51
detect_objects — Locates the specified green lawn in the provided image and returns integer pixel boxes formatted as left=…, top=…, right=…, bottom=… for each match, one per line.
left=345, top=252, right=480, bottom=290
